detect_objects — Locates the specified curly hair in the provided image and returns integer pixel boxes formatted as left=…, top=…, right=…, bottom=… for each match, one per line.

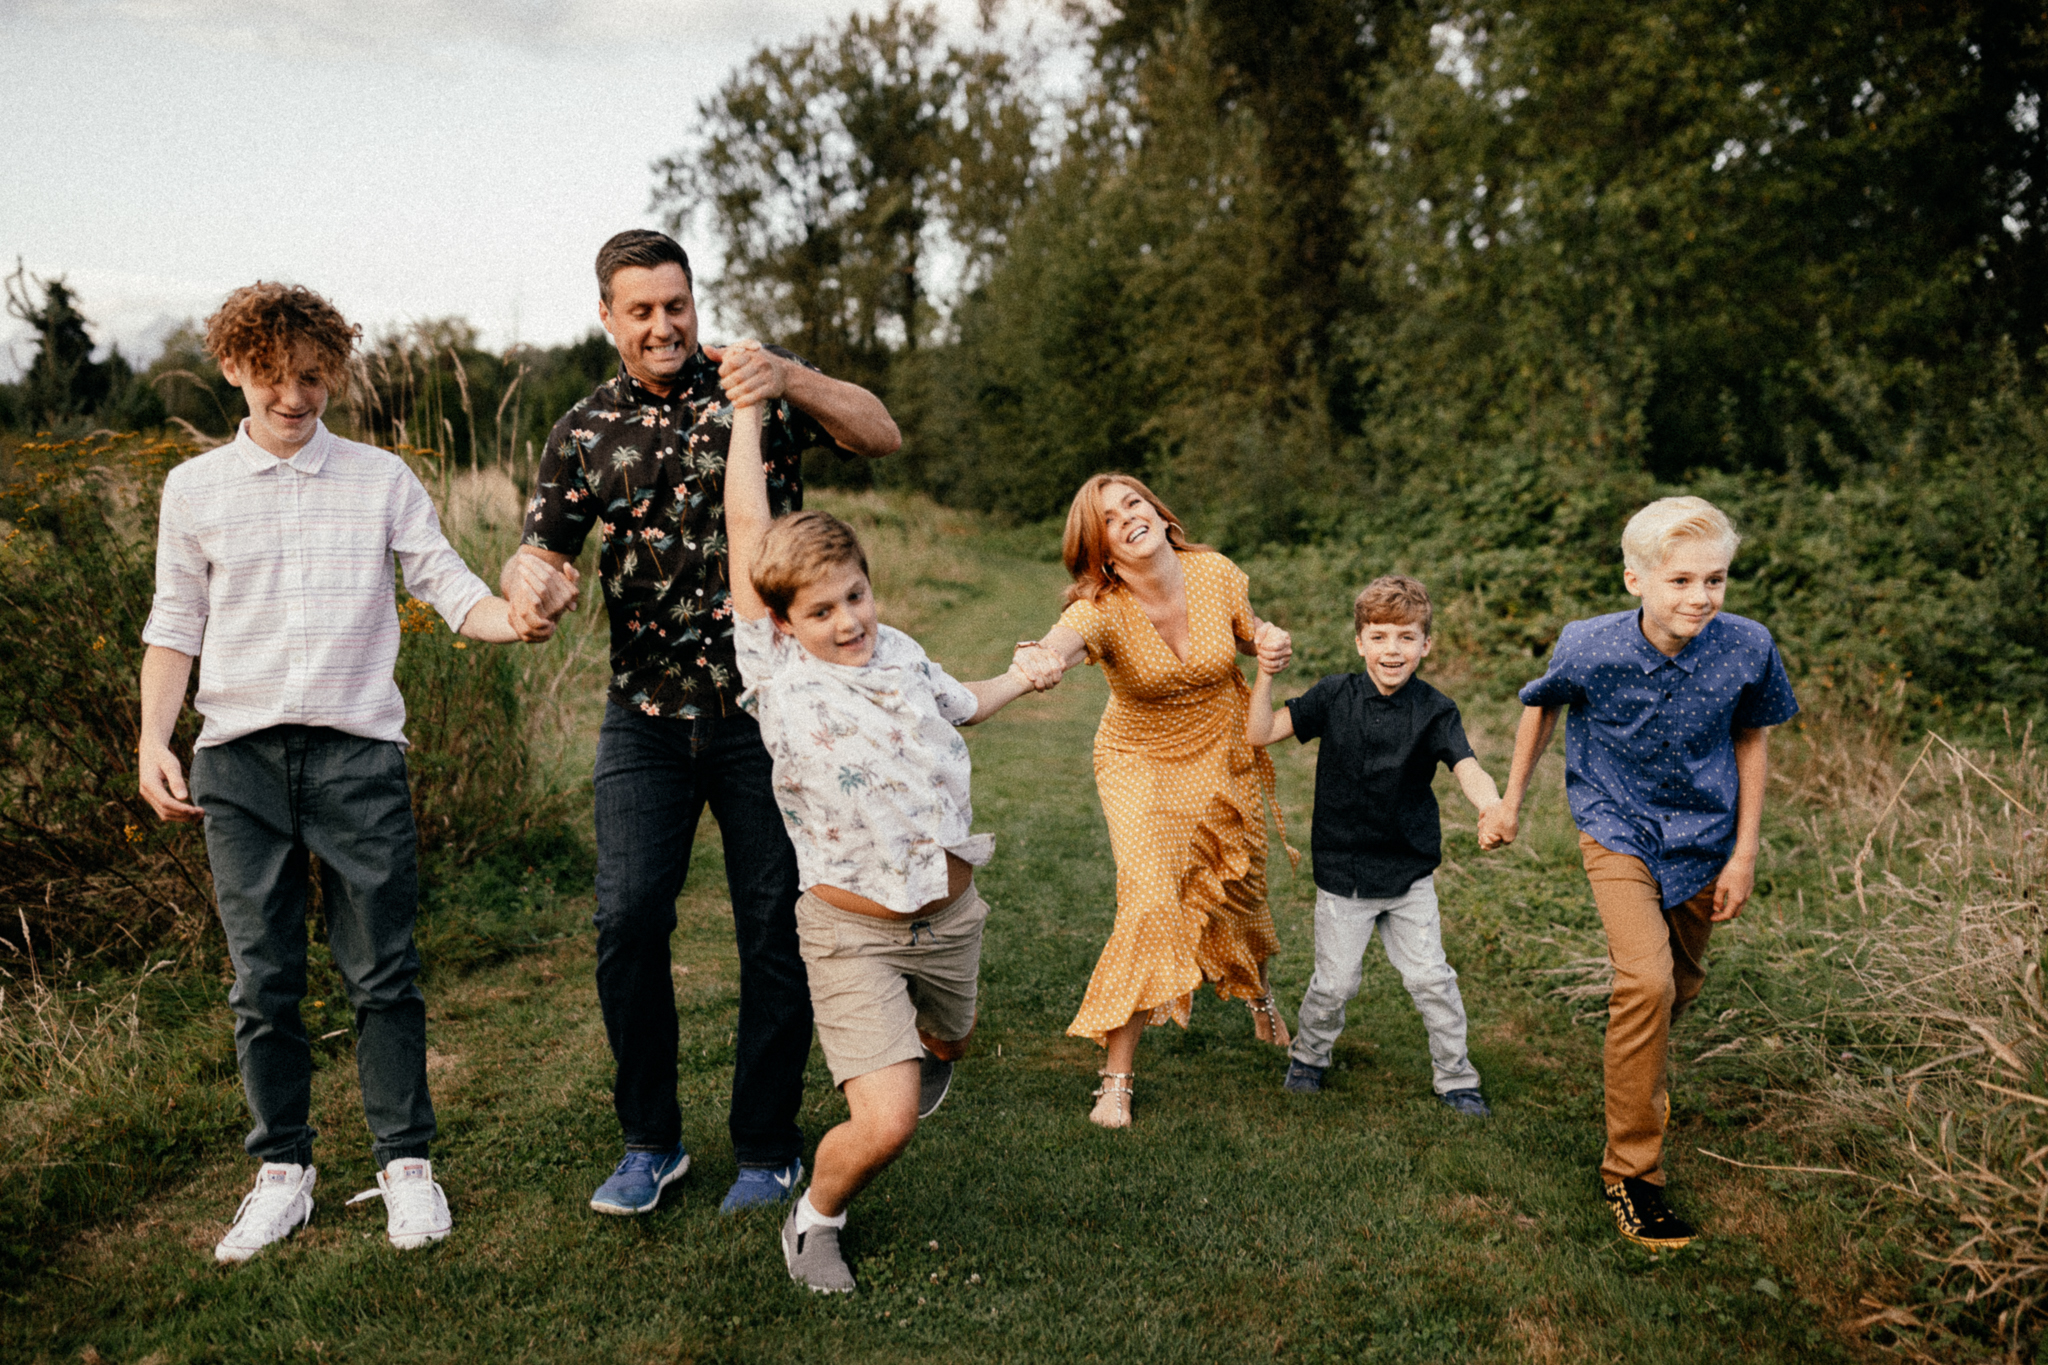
left=203, top=282, right=360, bottom=386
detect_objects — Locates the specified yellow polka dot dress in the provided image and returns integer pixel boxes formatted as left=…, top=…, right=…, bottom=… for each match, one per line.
left=1058, top=551, right=1287, bottom=1045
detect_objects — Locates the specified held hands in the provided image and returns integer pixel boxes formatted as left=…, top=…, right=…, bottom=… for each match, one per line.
left=706, top=338, right=787, bottom=409
left=139, top=745, right=204, bottom=823
left=1476, top=802, right=1517, bottom=850
left=1253, top=621, right=1292, bottom=675
left=1011, top=642, right=1066, bottom=692
left=505, top=556, right=581, bottom=642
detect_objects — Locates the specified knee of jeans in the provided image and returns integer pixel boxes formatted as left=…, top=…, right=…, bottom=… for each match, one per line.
left=1611, top=969, right=1677, bottom=1017
left=1401, top=962, right=1459, bottom=997
left=592, top=890, right=680, bottom=942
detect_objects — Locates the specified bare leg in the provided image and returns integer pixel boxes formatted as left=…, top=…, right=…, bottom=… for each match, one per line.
left=917, top=1026, right=970, bottom=1063
left=807, top=1060, right=919, bottom=1217
left=1090, top=1012, right=1145, bottom=1128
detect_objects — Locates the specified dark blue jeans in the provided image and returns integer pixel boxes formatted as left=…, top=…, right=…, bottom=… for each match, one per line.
left=190, top=726, right=434, bottom=1168
left=592, top=703, right=810, bottom=1167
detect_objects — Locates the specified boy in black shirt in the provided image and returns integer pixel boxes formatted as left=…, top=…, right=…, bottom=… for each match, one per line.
left=1247, top=575, right=1503, bottom=1114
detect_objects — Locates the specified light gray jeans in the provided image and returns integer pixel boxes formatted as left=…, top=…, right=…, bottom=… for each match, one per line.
left=1289, top=875, right=1481, bottom=1094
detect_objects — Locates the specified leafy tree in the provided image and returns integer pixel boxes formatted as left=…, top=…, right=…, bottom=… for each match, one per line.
left=4, top=262, right=164, bottom=432
left=6, top=262, right=110, bottom=424
left=651, top=1, right=1042, bottom=396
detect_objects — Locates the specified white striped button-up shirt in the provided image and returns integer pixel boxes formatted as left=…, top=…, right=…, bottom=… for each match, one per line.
left=142, top=420, right=493, bottom=750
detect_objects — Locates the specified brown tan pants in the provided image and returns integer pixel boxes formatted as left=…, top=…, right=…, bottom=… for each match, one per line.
left=1580, top=834, right=1719, bottom=1185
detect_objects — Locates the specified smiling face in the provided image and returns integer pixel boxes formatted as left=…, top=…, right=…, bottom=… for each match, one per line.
left=1356, top=618, right=1431, bottom=695
left=220, top=343, right=331, bottom=458
left=599, top=262, right=698, bottom=394
left=1097, top=481, right=1175, bottom=573
left=1624, top=539, right=1731, bottom=656
left=774, top=561, right=880, bottom=667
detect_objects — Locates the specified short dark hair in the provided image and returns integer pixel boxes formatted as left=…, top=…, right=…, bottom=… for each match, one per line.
left=1354, top=574, right=1434, bottom=636
left=596, top=230, right=693, bottom=304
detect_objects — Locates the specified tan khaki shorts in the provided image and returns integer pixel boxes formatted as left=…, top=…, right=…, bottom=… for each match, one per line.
left=794, top=883, right=988, bottom=1087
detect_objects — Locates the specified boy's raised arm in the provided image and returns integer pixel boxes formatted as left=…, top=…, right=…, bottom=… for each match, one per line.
left=1477, top=704, right=1560, bottom=849
left=724, top=391, right=772, bottom=624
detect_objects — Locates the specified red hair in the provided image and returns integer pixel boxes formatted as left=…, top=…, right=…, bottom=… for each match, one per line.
left=1060, top=473, right=1209, bottom=606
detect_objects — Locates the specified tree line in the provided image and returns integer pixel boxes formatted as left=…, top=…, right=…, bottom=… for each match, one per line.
left=663, top=0, right=2048, bottom=714
left=6, top=1, right=2043, bottom=711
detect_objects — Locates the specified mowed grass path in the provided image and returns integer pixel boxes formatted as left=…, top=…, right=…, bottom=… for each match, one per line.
left=8, top=511, right=1872, bottom=1363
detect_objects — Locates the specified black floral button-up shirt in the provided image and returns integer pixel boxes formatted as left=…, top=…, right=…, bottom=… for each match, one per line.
left=522, top=349, right=834, bottom=718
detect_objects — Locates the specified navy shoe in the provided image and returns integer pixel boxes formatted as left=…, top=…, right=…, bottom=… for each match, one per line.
left=1283, top=1060, right=1326, bottom=1093
left=590, top=1145, right=690, bottom=1215
left=1438, top=1088, right=1491, bottom=1118
left=720, top=1158, right=804, bottom=1214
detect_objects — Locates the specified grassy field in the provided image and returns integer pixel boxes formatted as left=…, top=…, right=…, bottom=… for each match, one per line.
left=1, top=494, right=1929, bottom=1363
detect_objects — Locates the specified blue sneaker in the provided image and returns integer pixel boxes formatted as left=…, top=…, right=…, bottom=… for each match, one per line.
left=589, top=1145, right=690, bottom=1215
left=1438, top=1088, right=1491, bottom=1118
left=1283, top=1060, right=1326, bottom=1093
left=720, top=1158, right=804, bottom=1214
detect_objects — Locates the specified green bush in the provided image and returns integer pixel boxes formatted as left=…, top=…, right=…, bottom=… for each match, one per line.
left=0, top=431, right=581, bottom=966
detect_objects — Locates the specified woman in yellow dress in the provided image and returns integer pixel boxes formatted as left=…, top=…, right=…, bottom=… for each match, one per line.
left=1014, top=474, right=1296, bottom=1128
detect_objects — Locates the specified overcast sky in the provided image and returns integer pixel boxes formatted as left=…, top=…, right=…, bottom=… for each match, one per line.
left=1, top=0, right=1076, bottom=377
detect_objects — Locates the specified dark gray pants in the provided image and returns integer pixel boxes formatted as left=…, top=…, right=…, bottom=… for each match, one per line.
left=190, top=726, right=434, bottom=1168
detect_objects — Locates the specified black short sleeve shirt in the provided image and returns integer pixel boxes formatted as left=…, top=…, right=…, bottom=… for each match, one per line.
left=522, top=350, right=834, bottom=718
left=1286, top=673, right=1477, bottom=898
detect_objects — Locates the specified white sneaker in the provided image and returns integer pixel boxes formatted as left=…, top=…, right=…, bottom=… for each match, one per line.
left=214, top=1162, right=316, bottom=1263
left=346, top=1157, right=452, bottom=1250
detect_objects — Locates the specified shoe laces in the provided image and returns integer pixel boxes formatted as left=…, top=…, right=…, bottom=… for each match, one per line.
left=229, top=1167, right=310, bottom=1241
left=348, top=1161, right=443, bottom=1231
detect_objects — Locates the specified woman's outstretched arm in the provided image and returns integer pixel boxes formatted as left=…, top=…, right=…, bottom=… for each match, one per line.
left=1012, top=623, right=1088, bottom=690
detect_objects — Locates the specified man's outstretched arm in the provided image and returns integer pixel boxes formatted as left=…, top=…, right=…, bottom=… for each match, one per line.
left=707, top=341, right=900, bottom=458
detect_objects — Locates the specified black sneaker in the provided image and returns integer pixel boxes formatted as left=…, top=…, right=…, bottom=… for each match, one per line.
left=1283, top=1060, right=1325, bottom=1093
left=1602, top=1177, right=1698, bottom=1250
left=917, top=1052, right=954, bottom=1119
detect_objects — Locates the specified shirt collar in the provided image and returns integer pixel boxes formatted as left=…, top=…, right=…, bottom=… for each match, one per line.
left=616, top=352, right=713, bottom=408
left=230, top=418, right=334, bottom=476
left=1623, top=608, right=1718, bottom=675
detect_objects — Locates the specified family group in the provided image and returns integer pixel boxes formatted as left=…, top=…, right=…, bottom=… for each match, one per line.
left=134, top=229, right=1798, bottom=1293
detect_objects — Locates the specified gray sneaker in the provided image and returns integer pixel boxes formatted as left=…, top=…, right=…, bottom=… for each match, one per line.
left=918, top=1052, right=954, bottom=1119
left=1438, top=1087, right=1491, bottom=1118
left=781, top=1204, right=856, bottom=1293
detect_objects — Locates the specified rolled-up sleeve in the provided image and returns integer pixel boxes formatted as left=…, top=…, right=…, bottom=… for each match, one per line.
left=389, top=470, right=492, bottom=631
left=141, top=480, right=209, bottom=655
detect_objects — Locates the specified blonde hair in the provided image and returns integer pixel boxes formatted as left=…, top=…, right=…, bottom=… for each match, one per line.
left=1621, top=496, right=1740, bottom=575
left=751, top=510, right=869, bottom=618
left=1354, top=574, right=1433, bottom=636
left=1059, top=473, right=1209, bottom=606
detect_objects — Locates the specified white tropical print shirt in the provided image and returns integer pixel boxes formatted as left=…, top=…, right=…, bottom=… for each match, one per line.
left=736, top=616, right=993, bottom=914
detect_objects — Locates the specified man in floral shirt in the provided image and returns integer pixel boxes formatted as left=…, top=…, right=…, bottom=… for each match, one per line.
left=504, top=229, right=899, bottom=1217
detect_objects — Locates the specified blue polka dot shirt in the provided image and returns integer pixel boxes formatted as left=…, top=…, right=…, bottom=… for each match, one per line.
left=1518, top=610, right=1800, bottom=907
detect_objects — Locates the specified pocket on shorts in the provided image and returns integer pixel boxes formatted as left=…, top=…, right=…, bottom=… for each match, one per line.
left=793, top=898, right=839, bottom=963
